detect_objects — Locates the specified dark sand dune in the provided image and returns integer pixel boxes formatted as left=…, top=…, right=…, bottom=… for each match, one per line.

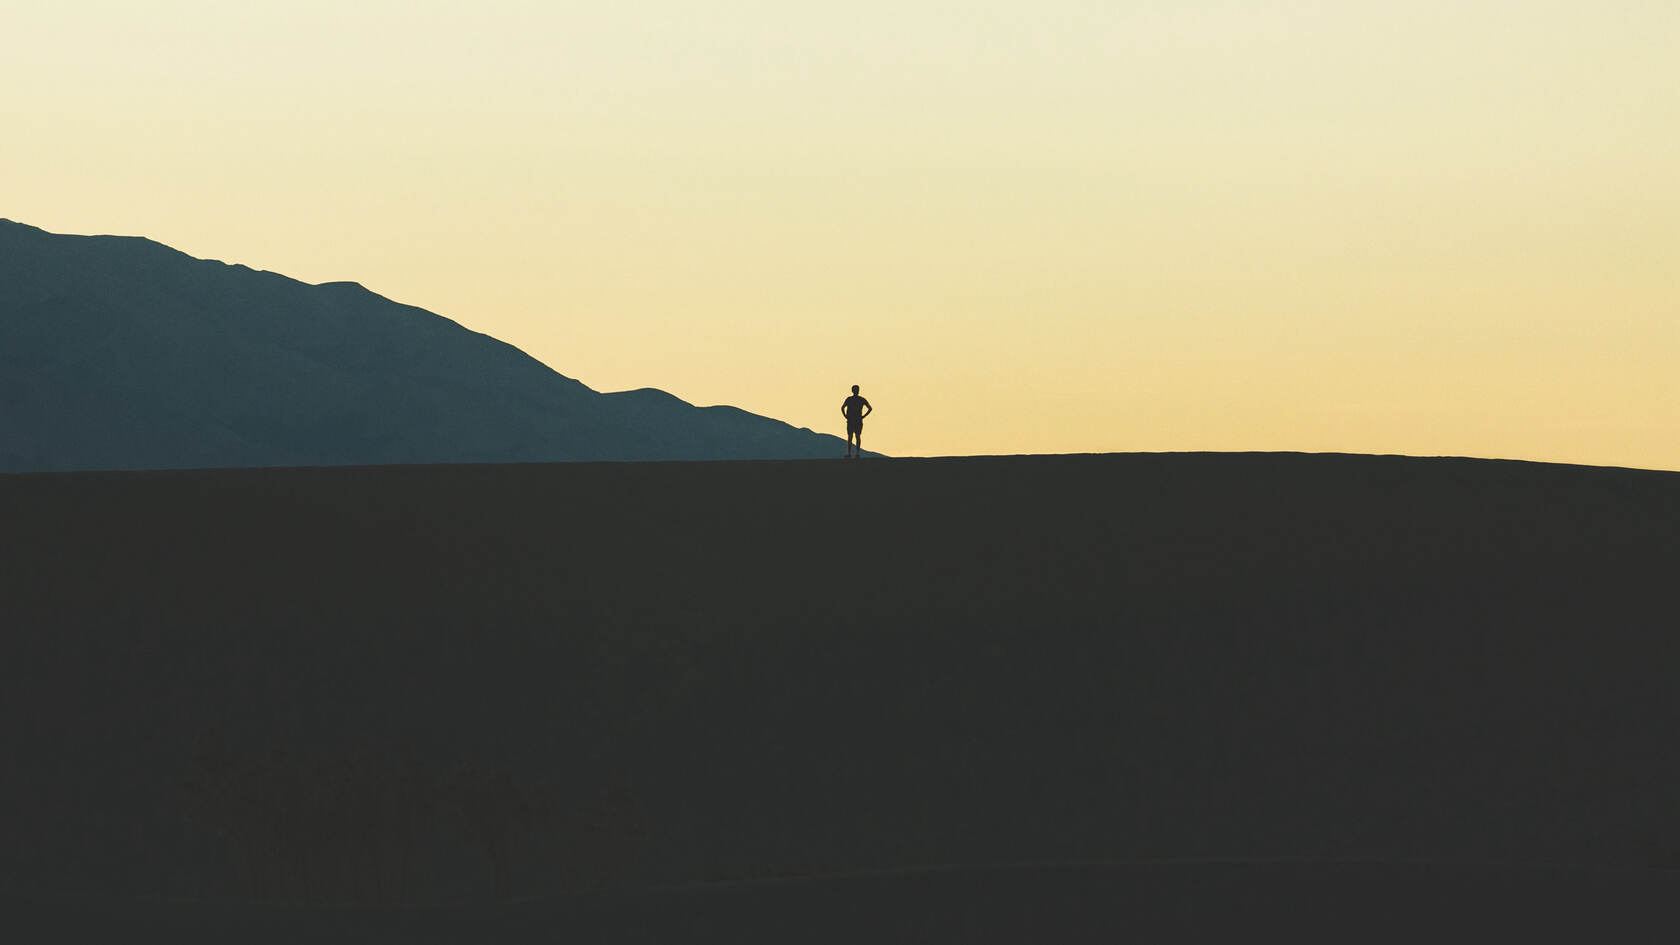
left=9, top=861, right=1677, bottom=943
left=3, top=452, right=1679, bottom=938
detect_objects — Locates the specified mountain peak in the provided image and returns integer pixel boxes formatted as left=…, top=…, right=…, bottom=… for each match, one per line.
left=0, top=222, right=860, bottom=471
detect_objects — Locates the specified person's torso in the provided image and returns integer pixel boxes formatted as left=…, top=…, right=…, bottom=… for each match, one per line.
left=843, top=396, right=867, bottom=421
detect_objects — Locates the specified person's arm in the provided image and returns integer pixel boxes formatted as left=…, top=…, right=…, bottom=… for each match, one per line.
left=861, top=399, right=872, bottom=418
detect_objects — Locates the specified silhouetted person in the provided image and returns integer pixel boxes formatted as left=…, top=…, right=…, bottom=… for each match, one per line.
left=841, top=385, right=872, bottom=458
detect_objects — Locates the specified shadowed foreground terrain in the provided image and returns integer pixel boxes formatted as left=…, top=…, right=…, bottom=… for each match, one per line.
left=3, top=452, right=1679, bottom=939
left=8, top=861, right=1675, bottom=942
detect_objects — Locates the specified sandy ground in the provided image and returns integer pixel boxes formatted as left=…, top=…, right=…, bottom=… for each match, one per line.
left=4, top=453, right=1679, bottom=915
left=10, top=860, right=1678, bottom=943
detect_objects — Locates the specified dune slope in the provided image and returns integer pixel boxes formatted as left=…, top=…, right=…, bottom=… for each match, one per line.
left=3, top=452, right=1678, bottom=910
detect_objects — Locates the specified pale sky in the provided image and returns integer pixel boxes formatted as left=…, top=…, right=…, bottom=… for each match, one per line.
left=6, top=1, right=1677, bottom=466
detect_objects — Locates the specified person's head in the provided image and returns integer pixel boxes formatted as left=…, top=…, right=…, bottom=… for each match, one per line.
left=851, top=385, right=860, bottom=395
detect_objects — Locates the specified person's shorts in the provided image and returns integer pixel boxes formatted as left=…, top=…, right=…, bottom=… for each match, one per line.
left=847, top=421, right=863, bottom=434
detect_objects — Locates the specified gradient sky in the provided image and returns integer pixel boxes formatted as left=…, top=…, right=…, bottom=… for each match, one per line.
left=7, top=1, right=1677, bottom=467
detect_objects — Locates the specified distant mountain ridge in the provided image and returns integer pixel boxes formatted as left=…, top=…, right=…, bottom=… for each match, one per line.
left=0, top=219, right=863, bottom=471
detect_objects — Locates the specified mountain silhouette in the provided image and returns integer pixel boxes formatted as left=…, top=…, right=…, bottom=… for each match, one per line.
left=0, top=219, right=863, bottom=471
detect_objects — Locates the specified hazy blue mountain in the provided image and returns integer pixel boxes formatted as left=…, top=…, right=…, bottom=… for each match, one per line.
left=0, top=219, right=862, bottom=471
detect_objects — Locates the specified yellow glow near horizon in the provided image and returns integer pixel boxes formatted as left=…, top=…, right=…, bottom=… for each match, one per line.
left=6, top=1, right=1677, bottom=468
